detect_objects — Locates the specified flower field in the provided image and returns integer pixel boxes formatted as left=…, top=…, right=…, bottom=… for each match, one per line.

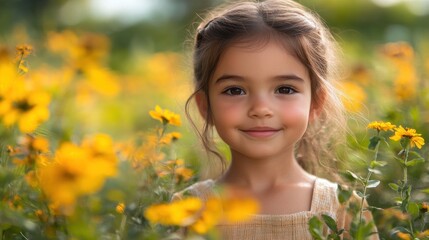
left=1, top=3, right=429, bottom=239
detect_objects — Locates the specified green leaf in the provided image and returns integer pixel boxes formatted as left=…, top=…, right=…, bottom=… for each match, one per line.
left=327, top=233, right=341, bottom=240
left=368, top=136, right=380, bottom=150
left=367, top=168, right=381, bottom=175
left=308, top=216, right=324, bottom=240
left=356, top=191, right=368, bottom=199
left=322, top=214, right=338, bottom=232
left=405, top=158, right=425, bottom=167
left=355, top=221, right=376, bottom=240
left=408, top=150, right=423, bottom=159
left=407, top=202, right=420, bottom=218
left=370, top=160, right=387, bottom=168
left=366, top=180, right=380, bottom=188
left=337, top=185, right=353, bottom=204
left=347, top=170, right=360, bottom=181
left=388, top=183, right=399, bottom=192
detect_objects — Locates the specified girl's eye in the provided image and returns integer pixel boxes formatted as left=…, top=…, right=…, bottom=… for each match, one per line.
left=275, top=86, right=296, bottom=94
left=222, top=87, right=245, bottom=95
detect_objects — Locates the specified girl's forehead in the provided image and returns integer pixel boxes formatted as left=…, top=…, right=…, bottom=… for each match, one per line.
left=213, top=38, right=309, bottom=81
left=217, top=39, right=306, bottom=69
left=225, top=32, right=299, bottom=57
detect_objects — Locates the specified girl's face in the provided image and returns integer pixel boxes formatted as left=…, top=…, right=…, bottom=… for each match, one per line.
left=200, top=39, right=313, bottom=160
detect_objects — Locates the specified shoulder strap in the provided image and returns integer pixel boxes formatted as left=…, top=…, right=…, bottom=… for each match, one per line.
left=171, top=179, right=216, bottom=202
left=311, top=178, right=340, bottom=215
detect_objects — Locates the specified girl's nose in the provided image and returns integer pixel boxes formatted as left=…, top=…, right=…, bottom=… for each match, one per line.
left=248, top=96, right=273, bottom=118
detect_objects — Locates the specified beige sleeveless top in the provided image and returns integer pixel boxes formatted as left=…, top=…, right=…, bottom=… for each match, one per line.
left=172, top=177, right=379, bottom=240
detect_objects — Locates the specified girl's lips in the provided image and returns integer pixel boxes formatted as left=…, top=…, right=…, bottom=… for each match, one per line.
left=240, top=128, right=281, bottom=138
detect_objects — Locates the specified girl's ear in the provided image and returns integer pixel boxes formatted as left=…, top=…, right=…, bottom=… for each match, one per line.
left=195, top=91, right=208, bottom=120
left=309, top=89, right=326, bottom=122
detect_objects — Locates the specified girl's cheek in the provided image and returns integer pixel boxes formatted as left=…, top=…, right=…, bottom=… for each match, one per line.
left=213, top=95, right=244, bottom=109
left=279, top=104, right=310, bottom=122
left=212, top=98, right=245, bottom=121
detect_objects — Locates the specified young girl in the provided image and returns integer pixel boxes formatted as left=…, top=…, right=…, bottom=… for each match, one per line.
left=173, top=0, right=378, bottom=239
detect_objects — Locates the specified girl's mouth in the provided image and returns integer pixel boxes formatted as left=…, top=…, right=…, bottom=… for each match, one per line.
left=240, top=127, right=281, bottom=138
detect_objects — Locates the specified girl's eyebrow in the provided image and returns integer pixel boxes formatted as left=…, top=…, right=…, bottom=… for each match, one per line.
left=214, top=74, right=244, bottom=84
left=214, top=74, right=305, bottom=84
left=273, top=74, right=305, bottom=82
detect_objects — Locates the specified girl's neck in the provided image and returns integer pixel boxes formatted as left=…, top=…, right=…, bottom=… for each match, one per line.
left=217, top=150, right=316, bottom=194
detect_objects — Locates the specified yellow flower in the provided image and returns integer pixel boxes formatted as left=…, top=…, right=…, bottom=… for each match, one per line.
left=38, top=140, right=116, bottom=212
left=390, top=126, right=425, bottom=149
left=418, top=229, right=429, bottom=238
left=72, top=33, right=110, bottom=68
left=174, top=167, right=193, bottom=182
left=367, top=121, right=396, bottom=132
left=0, top=62, right=18, bottom=111
left=0, top=79, right=50, bottom=133
left=222, top=197, right=259, bottom=223
left=81, top=134, right=118, bottom=177
left=116, top=202, right=125, bottom=214
left=0, top=45, right=12, bottom=63
left=144, top=193, right=258, bottom=234
left=338, top=81, right=366, bottom=112
left=32, top=136, right=50, bottom=152
left=156, top=158, right=193, bottom=182
left=11, top=135, right=50, bottom=167
left=15, top=44, right=33, bottom=58
left=396, top=232, right=412, bottom=240
left=15, top=44, right=33, bottom=73
left=380, top=42, right=417, bottom=101
left=8, top=195, right=23, bottom=210
left=190, top=197, right=223, bottom=234
left=130, top=134, right=165, bottom=170
left=35, top=209, right=48, bottom=222
left=144, top=197, right=203, bottom=226
left=25, top=170, right=38, bottom=188
left=149, top=105, right=181, bottom=126
left=160, top=132, right=182, bottom=144
left=218, top=187, right=259, bottom=223
left=394, top=63, right=417, bottom=101
left=81, top=63, right=120, bottom=97
left=47, top=31, right=110, bottom=70
left=381, top=42, right=414, bottom=63
left=347, top=64, right=371, bottom=86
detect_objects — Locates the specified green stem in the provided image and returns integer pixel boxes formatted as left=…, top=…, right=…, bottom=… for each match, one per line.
left=359, top=134, right=380, bottom=225
left=118, top=214, right=127, bottom=240
left=17, top=53, right=24, bottom=70
left=403, top=146, right=409, bottom=185
left=403, top=146, right=415, bottom=234
left=158, top=124, right=168, bottom=144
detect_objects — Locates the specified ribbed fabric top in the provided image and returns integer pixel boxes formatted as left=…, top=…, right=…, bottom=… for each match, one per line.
left=172, top=177, right=360, bottom=240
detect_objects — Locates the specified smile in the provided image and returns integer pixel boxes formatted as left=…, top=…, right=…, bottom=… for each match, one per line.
left=240, top=127, right=282, bottom=138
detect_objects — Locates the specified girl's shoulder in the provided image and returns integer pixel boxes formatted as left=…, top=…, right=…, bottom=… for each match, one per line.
left=171, top=179, right=217, bottom=202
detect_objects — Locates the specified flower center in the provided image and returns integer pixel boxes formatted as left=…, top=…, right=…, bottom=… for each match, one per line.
left=13, top=99, right=34, bottom=112
left=60, top=168, right=78, bottom=181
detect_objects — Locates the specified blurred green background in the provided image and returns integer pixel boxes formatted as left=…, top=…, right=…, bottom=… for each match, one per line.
left=1, top=0, right=428, bottom=66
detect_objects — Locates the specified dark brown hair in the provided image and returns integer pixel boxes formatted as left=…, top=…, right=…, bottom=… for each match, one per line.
left=185, top=0, right=346, bottom=179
